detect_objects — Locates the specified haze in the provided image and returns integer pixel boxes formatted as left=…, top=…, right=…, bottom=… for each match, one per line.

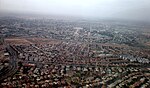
left=0, top=0, right=150, bottom=21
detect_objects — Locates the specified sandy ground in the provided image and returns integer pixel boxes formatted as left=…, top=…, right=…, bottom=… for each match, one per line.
left=5, top=38, right=32, bottom=45
left=27, top=38, right=61, bottom=44
left=5, top=37, right=61, bottom=45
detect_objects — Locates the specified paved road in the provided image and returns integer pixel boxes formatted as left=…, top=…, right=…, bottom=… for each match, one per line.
left=0, top=45, right=18, bottom=82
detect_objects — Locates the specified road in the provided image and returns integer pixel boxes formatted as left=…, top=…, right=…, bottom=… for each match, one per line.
left=0, top=45, right=18, bottom=82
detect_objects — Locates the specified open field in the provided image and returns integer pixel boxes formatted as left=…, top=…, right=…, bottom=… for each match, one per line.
left=26, top=38, right=61, bottom=44
left=5, top=38, right=32, bottom=45
left=5, top=37, right=61, bottom=45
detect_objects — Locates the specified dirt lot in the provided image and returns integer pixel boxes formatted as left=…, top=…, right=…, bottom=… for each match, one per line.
left=5, top=38, right=32, bottom=45
left=5, top=37, right=61, bottom=45
left=27, top=38, right=61, bottom=45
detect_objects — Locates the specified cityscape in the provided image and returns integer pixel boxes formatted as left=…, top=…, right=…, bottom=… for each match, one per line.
left=0, top=0, right=150, bottom=88
left=0, top=17, right=150, bottom=88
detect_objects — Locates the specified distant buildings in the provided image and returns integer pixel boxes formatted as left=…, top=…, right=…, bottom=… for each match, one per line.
left=0, top=17, right=150, bottom=87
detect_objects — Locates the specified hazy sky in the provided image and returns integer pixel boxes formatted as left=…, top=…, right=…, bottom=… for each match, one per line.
left=0, top=0, right=150, bottom=21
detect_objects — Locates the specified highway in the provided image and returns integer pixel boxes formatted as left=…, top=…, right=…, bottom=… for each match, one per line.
left=0, top=45, right=18, bottom=82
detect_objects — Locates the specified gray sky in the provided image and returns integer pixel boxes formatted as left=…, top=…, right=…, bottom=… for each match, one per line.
left=0, top=0, right=150, bottom=21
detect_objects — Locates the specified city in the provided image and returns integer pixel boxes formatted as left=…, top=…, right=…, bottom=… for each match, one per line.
left=0, top=17, right=150, bottom=87
left=0, top=0, right=150, bottom=88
